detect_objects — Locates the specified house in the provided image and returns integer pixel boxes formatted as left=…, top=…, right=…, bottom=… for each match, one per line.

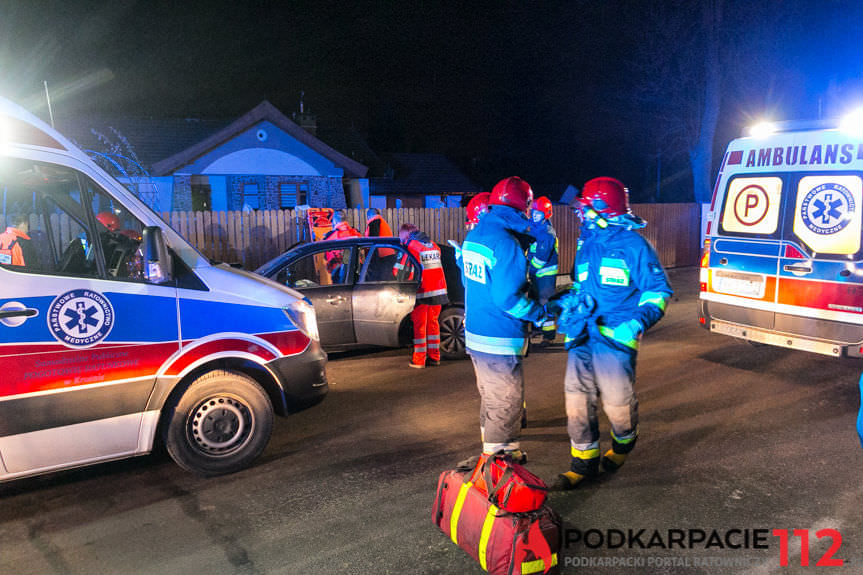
left=369, top=153, right=480, bottom=209
left=57, top=101, right=368, bottom=212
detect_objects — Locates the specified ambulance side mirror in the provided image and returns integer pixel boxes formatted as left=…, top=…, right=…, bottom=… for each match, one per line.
left=142, top=226, right=173, bottom=284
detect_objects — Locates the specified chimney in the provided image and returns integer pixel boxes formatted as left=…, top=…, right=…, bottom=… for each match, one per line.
left=297, top=90, right=317, bottom=136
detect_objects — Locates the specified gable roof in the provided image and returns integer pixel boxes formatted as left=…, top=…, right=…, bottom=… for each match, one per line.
left=151, top=101, right=367, bottom=178
left=55, top=115, right=231, bottom=171
left=370, top=153, right=479, bottom=196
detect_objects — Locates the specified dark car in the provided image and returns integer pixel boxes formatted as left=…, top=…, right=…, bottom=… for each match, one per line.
left=255, top=237, right=466, bottom=359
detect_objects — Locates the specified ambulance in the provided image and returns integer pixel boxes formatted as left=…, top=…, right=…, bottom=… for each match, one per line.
left=699, top=114, right=863, bottom=358
left=0, top=97, right=327, bottom=480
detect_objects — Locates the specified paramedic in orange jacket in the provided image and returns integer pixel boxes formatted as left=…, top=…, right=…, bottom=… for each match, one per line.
left=322, top=210, right=361, bottom=282
left=397, top=223, right=449, bottom=368
left=0, top=215, right=32, bottom=267
left=364, top=208, right=393, bottom=237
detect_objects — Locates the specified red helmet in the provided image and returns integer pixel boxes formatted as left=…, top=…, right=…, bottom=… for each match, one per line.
left=489, top=176, right=533, bottom=213
left=96, top=211, right=121, bottom=232
left=465, top=192, right=491, bottom=225
left=577, top=177, right=630, bottom=217
left=532, top=196, right=553, bottom=220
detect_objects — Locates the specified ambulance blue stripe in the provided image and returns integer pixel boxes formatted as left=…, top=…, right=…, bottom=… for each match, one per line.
left=179, top=299, right=296, bottom=340
left=713, top=238, right=780, bottom=257
left=0, top=294, right=178, bottom=344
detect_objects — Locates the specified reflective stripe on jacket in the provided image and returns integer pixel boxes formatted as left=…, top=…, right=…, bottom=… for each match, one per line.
left=572, top=224, right=672, bottom=350
left=0, top=227, right=29, bottom=266
left=402, top=233, right=449, bottom=305
left=462, top=205, right=543, bottom=356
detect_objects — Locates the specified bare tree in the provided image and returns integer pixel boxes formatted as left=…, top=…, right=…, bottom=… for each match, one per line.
left=628, top=0, right=722, bottom=204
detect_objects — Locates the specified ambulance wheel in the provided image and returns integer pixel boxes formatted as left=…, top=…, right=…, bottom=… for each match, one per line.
left=163, top=370, right=273, bottom=476
left=439, top=306, right=466, bottom=360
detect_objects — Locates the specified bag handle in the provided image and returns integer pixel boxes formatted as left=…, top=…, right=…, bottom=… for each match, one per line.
left=482, top=452, right=515, bottom=503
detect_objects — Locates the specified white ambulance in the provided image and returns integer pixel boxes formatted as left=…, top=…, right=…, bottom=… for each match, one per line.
left=699, top=115, right=863, bottom=357
left=0, top=97, right=327, bottom=480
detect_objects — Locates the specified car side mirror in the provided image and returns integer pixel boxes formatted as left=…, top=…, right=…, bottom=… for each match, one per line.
left=142, top=226, right=173, bottom=284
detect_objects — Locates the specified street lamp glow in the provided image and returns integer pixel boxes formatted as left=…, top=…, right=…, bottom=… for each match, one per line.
left=839, top=108, right=863, bottom=138
left=749, top=121, right=777, bottom=139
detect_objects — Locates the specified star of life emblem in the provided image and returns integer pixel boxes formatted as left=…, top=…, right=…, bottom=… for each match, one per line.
left=801, top=183, right=855, bottom=235
left=48, top=289, right=114, bottom=348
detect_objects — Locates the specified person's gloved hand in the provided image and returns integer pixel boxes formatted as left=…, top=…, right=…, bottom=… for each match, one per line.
left=606, top=319, right=643, bottom=345
left=447, top=239, right=462, bottom=259
left=533, top=305, right=551, bottom=329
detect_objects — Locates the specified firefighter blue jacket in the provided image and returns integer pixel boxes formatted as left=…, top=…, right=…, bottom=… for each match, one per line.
left=528, top=219, right=558, bottom=302
left=570, top=223, right=672, bottom=350
left=461, top=205, right=544, bottom=356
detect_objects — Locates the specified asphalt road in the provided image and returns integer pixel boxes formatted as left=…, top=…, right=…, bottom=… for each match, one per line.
left=2, top=267, right=861, bottom=574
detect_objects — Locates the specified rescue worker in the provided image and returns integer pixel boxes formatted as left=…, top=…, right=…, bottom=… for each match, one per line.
left=0, top=214, right=32, bottom=267
left=365, top=207, right=395, bottom=258
left=397, top=223, right=449, bottom=368
left=450, top=192, right=490, bottom=268
left=364, top=208, right=392, bottom=237
left=323, top=210, right=361, bottom=282
left=556, top=177, right=672, bottom=489
left=465, top=192, right=491, bottom=231
left=461, top=176, right=547, bottom=462
left=527, top=196, right=559, bottom=346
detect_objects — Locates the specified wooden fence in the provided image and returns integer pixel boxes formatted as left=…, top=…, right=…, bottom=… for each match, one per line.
left=161, top=204, right=702, bottom=273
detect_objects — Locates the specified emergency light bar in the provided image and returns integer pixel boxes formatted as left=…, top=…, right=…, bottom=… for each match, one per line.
left=745, top=112, right=863, bottom=138
left=748, top=121, right=777, bottom=138
left=839, top=108, right=863, bottom=137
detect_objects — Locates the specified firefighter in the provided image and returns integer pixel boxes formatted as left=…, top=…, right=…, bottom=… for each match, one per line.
left=397, top=223, right=449, bottom=368
left=527, top=196, right=559, bottom=346
left=364, top=207, right=392, bottom=237
left=450, top=192, right=491, bottom=269
left=556, top=177, right=672, bottom=490
left=0, top=214, right=32, bottom=267
left=465, top=192, right=491, bottom=231
left=461, top=176, right=548, bottom=462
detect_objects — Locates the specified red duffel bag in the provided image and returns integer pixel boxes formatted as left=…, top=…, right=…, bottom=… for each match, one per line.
left=432, top=467, right=561, bottom=575
left=470, top=452, right=548, bottom=513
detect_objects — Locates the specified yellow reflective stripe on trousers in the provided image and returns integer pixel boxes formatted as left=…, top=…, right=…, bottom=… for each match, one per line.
left=522, top=554, right=558, bottom=574
left=478, top=503, right=500, bottom=570
left=450, top=481, right=473, bottom=544
left=571, top=446, right=600, bottom=459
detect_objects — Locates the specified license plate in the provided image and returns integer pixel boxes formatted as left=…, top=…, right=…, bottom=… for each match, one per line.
left=712, top=270, right=765, bottom=299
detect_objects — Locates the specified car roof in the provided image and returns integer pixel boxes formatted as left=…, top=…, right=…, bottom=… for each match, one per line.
left=255, top=236, right=403, bottom=274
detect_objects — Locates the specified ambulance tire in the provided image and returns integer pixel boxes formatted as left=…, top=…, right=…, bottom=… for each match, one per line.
left=163, top=369, right=274, bottom=476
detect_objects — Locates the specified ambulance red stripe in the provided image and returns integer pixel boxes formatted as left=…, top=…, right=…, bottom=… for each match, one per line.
left=777, top=277, right=863, bottom=313
left=162, top=331, right=308, bottom=376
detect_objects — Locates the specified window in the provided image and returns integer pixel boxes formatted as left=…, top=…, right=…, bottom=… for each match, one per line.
left=720, top=176, right=783, bottom=236
left=280, top=182, right=309, bottom=209
left=0, top=158, right=152, bottom=282
left=791, top=174, right=862, bottom=256
left=85, top=183, right=146, bottom=280
left=243, top=183, right=260, bottom=210
left=191, top=176, right=211, bottom=211
left=277, top=248, right=352, bottom=288
left=357, top=245, right=416, bottom=283
left=1, top=159, right=97, bottom=276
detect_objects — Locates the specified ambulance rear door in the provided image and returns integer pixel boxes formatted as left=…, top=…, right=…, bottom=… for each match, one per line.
left=774, top=172, right=863, bottom=353
left=708, top=172, right=787, bottom=334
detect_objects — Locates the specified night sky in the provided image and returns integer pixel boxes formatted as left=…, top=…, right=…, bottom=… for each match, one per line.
left=3, top=0, right=863, bottom=200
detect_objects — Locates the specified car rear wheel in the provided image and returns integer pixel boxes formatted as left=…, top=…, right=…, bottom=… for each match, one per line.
left=163, top=370, right=273, bottom=476
left=439, top=306, right=466, bottom=360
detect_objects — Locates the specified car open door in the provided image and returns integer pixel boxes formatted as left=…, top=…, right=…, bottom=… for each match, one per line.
left=352, top=244, right=418, bottom=347
left=273, top=246, right=356, bottom=346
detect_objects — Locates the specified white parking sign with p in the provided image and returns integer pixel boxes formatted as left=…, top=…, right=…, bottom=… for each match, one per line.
left=721, top=176, right=783, bottom=235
